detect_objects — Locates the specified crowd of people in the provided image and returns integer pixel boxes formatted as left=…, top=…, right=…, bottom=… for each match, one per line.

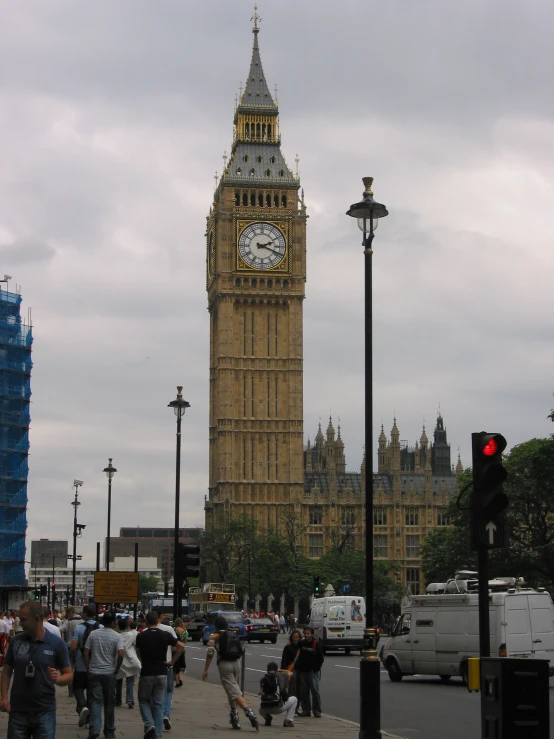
left=0, top=601, right=188, bottom=739
left=0, top=601, right=325, bottom=736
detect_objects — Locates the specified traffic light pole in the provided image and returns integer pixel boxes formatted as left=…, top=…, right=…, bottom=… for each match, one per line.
left=477, top=544, right=490, bottom=658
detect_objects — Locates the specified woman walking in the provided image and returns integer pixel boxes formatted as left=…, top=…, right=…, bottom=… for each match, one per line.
left=280, top=629, right=302, bottom=706
left=173, top=617, right=188, bottom=688
left=116, top=618, right=141, bottom=708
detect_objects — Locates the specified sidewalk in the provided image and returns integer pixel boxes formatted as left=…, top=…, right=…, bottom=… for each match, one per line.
left=0, top=675, right=407, bottom=738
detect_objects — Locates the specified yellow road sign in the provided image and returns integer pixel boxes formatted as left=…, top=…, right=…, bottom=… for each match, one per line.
left=93, top=572, right=139, bottom=604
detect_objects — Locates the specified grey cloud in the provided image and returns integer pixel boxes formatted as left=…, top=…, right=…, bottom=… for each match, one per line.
left=0, top=238, right=56, bottom=265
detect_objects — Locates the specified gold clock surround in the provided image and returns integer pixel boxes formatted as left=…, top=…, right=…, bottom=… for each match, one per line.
left=236, top=218, right=290, bottom=273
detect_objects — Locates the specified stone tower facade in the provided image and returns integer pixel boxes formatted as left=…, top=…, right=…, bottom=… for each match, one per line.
left=301, top=414, right=463, bottom=595
left=204, top=16, right=306, bottom=534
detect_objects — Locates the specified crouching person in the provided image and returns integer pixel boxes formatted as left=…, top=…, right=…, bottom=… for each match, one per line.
left=259, top=661, right=298, bottom=728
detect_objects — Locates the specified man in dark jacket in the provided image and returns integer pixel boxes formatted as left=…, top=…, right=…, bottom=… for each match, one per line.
left=295, top=627, right=323, bottom=717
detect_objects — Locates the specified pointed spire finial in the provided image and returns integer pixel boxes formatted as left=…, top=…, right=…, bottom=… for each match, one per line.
left=214, top=171, right=218, bottom=187
left=223, top=150, right=228, bottom=169
left=251, top=3, right=261, bottom=32
left=295, top=153, right=300, bottom=179
left=274, top=84, right=279, bottom=104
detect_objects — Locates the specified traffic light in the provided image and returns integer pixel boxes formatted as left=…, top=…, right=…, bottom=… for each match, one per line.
left=34, top=589, right=40, bottom=600
left=313, top=575, right=321, bottom=596
left=40, top=585, right=47, bottom=597
left=471, top=432, right=508, bottom=549
left=175, top=543, right=200, bottom=583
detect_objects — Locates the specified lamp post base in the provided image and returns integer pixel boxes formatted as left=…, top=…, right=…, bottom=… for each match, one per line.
left=359, top=655, right=381, bottom=739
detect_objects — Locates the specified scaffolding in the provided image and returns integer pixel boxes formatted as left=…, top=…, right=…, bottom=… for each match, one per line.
left=0, top=287, right=32, bottom=587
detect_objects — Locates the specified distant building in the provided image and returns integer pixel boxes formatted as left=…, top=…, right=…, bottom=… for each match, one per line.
left=302, top=414, right=462, bottom=595
left=0, top=282, right=33, bottom=590
left=109, top=527, right=202, bottom=582
left=30, top=540, right=68, bottom=569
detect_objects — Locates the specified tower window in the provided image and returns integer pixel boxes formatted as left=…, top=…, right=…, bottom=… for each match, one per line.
left=270, top=156, right=276, bottom=164
left=268, top=124, right=272, bottom=139
left=266, top=169, right=271, bottom=177
left=267, top=279, right=273, bottom=288
left=274, top=194, right=279, bottom=207
left=283, top=280, right=289, bottom=290
left=266, top=193, right=271, bottom=206
left=258, top=193, right=263, bottom=206
left=257, top=155, right=262, bottom=163
left=235, top=278, right=241, bottom=287
left=235, top=191, right=240, bottom=206
left=279, top=169, right=284, bottom=177
left=250, top=168, right=255, bottom=175
left=243, top=155, right=249, bottom=162
left=281, top=194, right=287, bottom=207
left=242, top=193, right=248, bottom=206
left=251, top=279, right=257, bottom=288
left=250, top=192, right=255, bottom=206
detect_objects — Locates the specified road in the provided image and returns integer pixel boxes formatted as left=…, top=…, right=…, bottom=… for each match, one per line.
left=184, top=633, right=554, bottom=739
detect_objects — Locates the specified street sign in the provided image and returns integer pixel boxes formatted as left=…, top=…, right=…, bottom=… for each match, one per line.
left=85, top=576, right=95, bottom=598
left=477, top=518, right=507, bottom=549
left=93, top=572, right=139, bottom=604
left=342, top=582, right=351, bottom=594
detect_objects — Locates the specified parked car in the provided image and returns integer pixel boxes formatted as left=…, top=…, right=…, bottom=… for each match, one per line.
left=244, top=617, right=279, bottom=643
left=202, top=611, right=246, bottom=645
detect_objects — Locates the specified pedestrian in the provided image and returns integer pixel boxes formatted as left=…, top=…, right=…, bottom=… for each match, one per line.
left=280, top=614, right=286, bottom=634
left=0, top=611, right=10, bottom=657
left=42, top=608, right=61, bottom=637
left=172, top=617, right=188, bottom=688
left=60, top=606, right=82, bottom=698
left=84, top=611, right=124, bottom=739
left=156, top=611, right=179, bottom=730
left=287, top=614, right=296, bottom=635
left=70, top=604, right=100, bottom=728
left=0, top=600, right=72, bottom=738
left=115, top=617, right=141, bottom=709
left=135, top=610, right=184, bottom=739
left=258, top=660, right=298, bottom=728
left=52, top=610, right=63, bottom=628
left=202, top=614, right=259, bottom=731
left=280, top=629, right=302, bottom=704
left=295, top=626, right=323, bottom=718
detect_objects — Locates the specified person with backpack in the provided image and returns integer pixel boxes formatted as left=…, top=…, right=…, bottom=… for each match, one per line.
left=202, top=615, right=259, bottom=731
left=258, top=661, right=297, bottom=728
left=295, top=626, right=324, bottom=718
left=70, top=604, right=101, bottom=728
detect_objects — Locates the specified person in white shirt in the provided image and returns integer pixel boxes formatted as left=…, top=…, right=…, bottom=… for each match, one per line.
left=156, top=613, right=178, bottom=731
left=0, top=613, right=9, bottom=655
left=43, top=608, right=61, bottom=637
left=3, top=612, right=14, bottom=633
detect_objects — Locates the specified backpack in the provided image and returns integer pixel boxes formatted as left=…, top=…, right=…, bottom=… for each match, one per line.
left=80, top=621, right=100, bottom=654
left=260, top=673, right=285, bottom=707
left=217, top=630, right=243, bottom=661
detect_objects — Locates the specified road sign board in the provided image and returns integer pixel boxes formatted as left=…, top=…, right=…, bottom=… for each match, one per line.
left=85, top=576, right=95, bottom=597
left=93, top=572, right=139, bottom=604
left=477, top=518, right=507, bottom=549
left=342, top=582, right=351, bottom=594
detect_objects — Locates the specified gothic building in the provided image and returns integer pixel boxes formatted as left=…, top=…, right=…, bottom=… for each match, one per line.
left=301, top=414, right=462, bottom=595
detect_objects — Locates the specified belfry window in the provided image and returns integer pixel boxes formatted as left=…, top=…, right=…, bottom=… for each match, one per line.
left=270, top=156, right=276, bottom=164
left=258, top=193, right=263, bottom=206
left=242, top=192, right=248, bottom=206
left=250, top=192, right=255, bottom=206
left=266, top=193, right=271, bottom=206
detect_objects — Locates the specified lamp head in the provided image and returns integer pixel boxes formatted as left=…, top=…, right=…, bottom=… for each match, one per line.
left=346, top=176, right=389, bottom=235
left=168, top=385, right=191, bottom=419
left=103, top=458, right=117, bottom=480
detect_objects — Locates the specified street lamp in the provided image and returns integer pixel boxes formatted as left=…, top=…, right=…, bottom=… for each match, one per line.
left=103, top=459, right=117, bottom=571
left=68, top=479, right=85, bottom=605
left=346, top=176, right=389, bottom=739
left=168, top=385, right=190, bottom=620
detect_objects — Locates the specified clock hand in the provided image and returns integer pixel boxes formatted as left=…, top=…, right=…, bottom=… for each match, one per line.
left=255, top=241, right=283, bottom=256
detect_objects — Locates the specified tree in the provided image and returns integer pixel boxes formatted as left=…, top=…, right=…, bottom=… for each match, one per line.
left=138, top=574, right=160, bottom=598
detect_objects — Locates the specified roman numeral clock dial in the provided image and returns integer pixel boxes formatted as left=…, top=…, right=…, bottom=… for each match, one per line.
left=238, top=222, right=286, bottom=270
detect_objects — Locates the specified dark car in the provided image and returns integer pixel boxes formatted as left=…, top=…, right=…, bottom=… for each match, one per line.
left=202, top=611, right=246, bottom=645
left=244, top=617, right=279, bottom=643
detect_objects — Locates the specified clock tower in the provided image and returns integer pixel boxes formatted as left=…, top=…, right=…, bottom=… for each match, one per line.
left=205, top=12, right=306, bottom=535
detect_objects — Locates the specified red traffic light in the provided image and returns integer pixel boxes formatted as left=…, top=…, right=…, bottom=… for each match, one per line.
left=482, top=438, right=498, bottom=456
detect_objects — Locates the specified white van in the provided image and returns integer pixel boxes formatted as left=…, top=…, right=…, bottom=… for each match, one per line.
left=381, top=574, right=554, bottom=682
left=309, top=596, right=365, bottom=654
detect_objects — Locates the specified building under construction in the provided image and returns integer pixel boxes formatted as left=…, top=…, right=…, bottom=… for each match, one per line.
left=0, top=281, right=32, bottom=589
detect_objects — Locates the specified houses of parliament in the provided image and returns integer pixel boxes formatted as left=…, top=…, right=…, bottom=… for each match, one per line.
left=203, top=10, right=461, bottom=595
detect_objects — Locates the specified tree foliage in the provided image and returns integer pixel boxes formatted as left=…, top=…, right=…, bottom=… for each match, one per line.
left=138, top=574, right=160, bottom=597
left=201, top=511, right=405, bottom=611
left=421, top=439, right=554, bottom=592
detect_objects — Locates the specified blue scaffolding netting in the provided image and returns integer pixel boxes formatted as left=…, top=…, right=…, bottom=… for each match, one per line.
left=0, top=289, right=32, bottom=587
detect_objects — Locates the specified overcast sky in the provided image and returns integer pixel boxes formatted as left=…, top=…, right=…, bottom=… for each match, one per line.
left=2, top=1, right=553, bottom=567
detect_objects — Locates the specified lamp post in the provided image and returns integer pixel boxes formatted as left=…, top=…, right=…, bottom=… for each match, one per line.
left=103, top=459, right=117, bottom=571
left=68, top=479, right=85, bottom=605
left=346, top=176, right=389, bottom=739
left=51, top=550, right=61, bottom=613
left=168, top=386, right=190, bottom=621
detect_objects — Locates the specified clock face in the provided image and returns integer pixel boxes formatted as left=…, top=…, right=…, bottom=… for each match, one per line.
left=238, top=222, right=286, bottom=270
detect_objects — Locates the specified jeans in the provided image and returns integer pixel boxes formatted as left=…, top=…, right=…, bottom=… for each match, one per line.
left=89, top=673, right=116, bottom=737
left=8, top=710, right=56, bottom=739
left=115, top=675, right=136, bottom=705
left=73, top=670, right=90, bottom=714
left=298, top=670, right=321, bottom=714
left=139, top=674, right=167, bottom=739
left=259, top=696, right=298, bottom=723
left=164, top=667, right=173, bottom=719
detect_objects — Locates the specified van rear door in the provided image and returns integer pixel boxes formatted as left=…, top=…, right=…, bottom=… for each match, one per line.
left=345, top=597, right=365, bottom=643
left=528, top=593, right=554, bottom=671
left=504, top=594, right=533, bottom=658
left=325, top=598, right=347, bottom=647
left=411, top=610, right=437, bottom=675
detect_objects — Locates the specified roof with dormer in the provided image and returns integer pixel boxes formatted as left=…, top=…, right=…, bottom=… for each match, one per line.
left=223, top=143, right=296, bottom=186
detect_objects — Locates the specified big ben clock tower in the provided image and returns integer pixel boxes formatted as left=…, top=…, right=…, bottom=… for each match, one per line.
left=205, top=10, right=306, bottom=535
